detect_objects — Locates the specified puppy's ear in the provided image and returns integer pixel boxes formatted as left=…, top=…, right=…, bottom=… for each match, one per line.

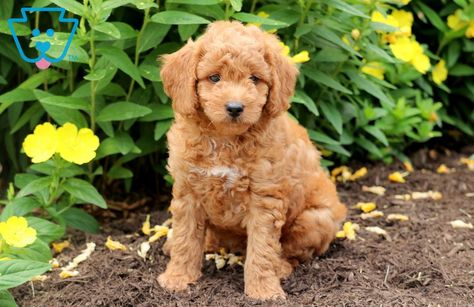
left=263, top=35, right=299, bottom=117
left=160, top=40, right=199, bottom=116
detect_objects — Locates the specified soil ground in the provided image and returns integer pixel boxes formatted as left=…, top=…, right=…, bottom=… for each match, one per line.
left=14, top=146, right=474, bottom=306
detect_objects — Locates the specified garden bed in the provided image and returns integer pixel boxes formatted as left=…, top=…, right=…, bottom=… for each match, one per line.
left=14, top=147, right=474, bottom=306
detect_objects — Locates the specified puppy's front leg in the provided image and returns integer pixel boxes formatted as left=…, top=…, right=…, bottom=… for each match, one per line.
left=158, top=196, right=205, bottom=291
left=244, top=196, right=289, bottom=300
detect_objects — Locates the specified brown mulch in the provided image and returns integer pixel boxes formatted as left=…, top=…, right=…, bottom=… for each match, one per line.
left=14, top=147, right=474, bottom=306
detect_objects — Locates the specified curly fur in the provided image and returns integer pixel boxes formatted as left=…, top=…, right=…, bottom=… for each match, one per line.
left=157, top=21, right=347, bottom=300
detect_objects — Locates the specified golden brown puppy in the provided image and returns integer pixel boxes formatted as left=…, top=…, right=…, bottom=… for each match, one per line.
left=158, top=21, right=347, bottom=300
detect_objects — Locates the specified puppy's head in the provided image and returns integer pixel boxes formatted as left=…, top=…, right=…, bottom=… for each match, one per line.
left=160, top=21, right=298, bottom=135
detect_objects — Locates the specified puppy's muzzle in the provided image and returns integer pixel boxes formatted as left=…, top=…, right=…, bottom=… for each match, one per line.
left=226, top=101, right=244, bottom=118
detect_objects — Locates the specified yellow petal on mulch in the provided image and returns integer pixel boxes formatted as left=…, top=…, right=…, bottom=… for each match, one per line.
left=62, top=242, right=96, bottom=272
left=49, top=258, right=60, bottom=269
left=162, top=218, right=173, bottom=227
left=31, top=275, right=48, bottom=282
left=331, top=166, right=352, bottom=182
left=205, top=253, right=217, bottom=261
left=105, top=236, right=127, bottom=251
left=403, top=161, right=414, bottom=173
left=148, top=226, right=169, bottom=243
left=142, top=215, right=151, bottom=235
left=354, top=202, right=377, bottom=213
left=460, top=157, right=474, bottom=170
left=466, top=193, right=474, bottom=198
left=388, top=171, right=407, bottom=183
left=349, top=167, right=368, bottom=181
left=360, top=210, right=384, bottom=220
left=59, top=270, right=79, bottom=279
left=137, top=241, right=151, bottom=260
left=387, top=213, right=409, bottom=221
left=52, top=240, right=70, bottom=254
left=335, top=230, right=346, bottom=238
left=362, top=185, right=386, bottom=196
left=450, top=220, right=474, bottom=229
left=227, top=254, right=244, bottom=266
left=411, top=191, right=442, bottom=200
left=394, top=194, right=412, bottom=201
left=436, top=164, right=451, bottom=174
left=365, top=226, right=390, bottom=240
left=215, top=255, right=226, bottom=270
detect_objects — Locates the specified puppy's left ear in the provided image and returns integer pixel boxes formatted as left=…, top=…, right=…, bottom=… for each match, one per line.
left=263, top=35, right=299, bottom=117
left=160, top=40, right=199, bottom=116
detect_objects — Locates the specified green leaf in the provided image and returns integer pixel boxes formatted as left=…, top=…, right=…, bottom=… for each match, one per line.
left=138, top=23, right=171, bottom=53
left=0, top=0, right=13, bottom=19
left=363, top=126, right=389, bottom=146
left=0, top=88, right=36, bottom=115
left=139, top=103, right=174, bottom=121
left=0, top=21, right=31, bottom=36
left=154, top=119, right=173, bottom=141
left=303, top=68, right=352, bottom=94
left=10, top=103, right=44, bottom=134
left=313, top=48, right=348, bottom=62
left=178, top=24, right=199, bottom=41
left=307, top=129, right=340, bottom=145
left=63, top=178, right=107, bottom=209
left=41, top=104, right=88, bottom=128
left=97, top=47, right=145, bottom=88
left=50, top=0, right=85, bottom=16
left=26, top=217, right=65, bottom=244
left=167, top=0, right=220, bottom=4
left=39, top=95, right=90, bottom=112
left=151, top=11, right=210, bottom=25
left=17, top=177, right=53, bottom=198
left=5, top=239, right=52, bottom=263
left=0, top=197, right=40, bottom=221
left=230, top=0, right=242, bottom=12
left=0, top=260, right=51, bottom=290
left=84, top=68, right=107, bottom=81
left=327, top=0, right=368, bottom=18
left=292, top=91, right=319, bottom=116
left=93, top=22, right=121, bottom=39
left=101, top=0, right=133, bottom=10
left=61, top=208, right=100, bottom=233
left=0, top=290, right=16, bottom=307
left=346, top=70, right=394, bottom=107
left=232, top=12, right=288, bottom=26
left=320, top=101, right=343, bottom=135
left=140, top=64, right=161, bottom=82
left=417, top=2, right=448, bottom=32
left=96, top=101, right=152, bottom=121
left=355, top=137, right=383, bottom=158
left=449, top=63, right=474, bottom=76
left=108, top=166, right=133, bottom=180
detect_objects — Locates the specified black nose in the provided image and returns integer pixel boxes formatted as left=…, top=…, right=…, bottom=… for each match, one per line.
left=226, top=101, right=244, bottom=118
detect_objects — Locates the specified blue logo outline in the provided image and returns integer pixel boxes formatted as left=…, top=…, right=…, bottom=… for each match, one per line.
left=8, top=7, right=78, bottom=64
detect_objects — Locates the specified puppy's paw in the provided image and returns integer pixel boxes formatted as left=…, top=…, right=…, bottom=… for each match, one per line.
left=275, top=259, right=293, bottom=279
left=157, top=272, right=199, bottom=292
left=245, top=277, right=286, bottom=300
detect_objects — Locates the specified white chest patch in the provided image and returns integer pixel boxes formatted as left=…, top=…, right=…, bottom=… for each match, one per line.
left=189, top=165, right=241, bottom=190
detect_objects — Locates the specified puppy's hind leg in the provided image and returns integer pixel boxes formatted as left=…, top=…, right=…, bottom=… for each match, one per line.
left=282, top=176, right=346, bottom=263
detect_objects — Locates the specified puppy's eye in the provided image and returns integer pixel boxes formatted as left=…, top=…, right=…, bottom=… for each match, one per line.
left=250, top=75, right=259, bottom=83
left=209, top=74, right=221, bottom=83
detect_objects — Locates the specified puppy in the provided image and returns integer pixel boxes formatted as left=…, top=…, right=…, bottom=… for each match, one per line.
left=158, top=21, right=347, bottom=300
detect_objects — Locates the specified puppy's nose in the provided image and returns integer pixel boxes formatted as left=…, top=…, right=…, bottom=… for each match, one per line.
left=226, top=101, right=244, bottom=118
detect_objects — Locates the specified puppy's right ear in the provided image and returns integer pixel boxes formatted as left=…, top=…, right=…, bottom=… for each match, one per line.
left=160, top=41, right=198, bottom=116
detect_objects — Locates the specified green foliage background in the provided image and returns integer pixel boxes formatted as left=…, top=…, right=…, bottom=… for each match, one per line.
left=0, top=0, right=473, bottom=187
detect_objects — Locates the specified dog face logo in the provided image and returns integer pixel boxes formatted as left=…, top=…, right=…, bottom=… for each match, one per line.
left=8, top=7, right=78, bottom=70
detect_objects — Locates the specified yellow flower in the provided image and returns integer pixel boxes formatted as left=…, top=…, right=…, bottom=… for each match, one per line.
left=292, top=51, right=310, bottom=63
left=351, top=29, right=361, bottom=40
left=466, top=21, right=474, bottom=38
left=361, top=62, right=385, bottom=80
left=371, top=11, right=399, bottom=29
left=22, top=122, right=58, bottom=163
left=432, top=59, right=448, bottom=85
left=390, top=37, right=430, bottom=74
left=391, top=10, right=413, bottom=36
left=279, top=42, right=290, bottom=57
left=447, top=10, right=467, bottom=31
left=0, top=216, right=37, bottom=248
left=412, top=52, right=430, bottom=74
left=57, top=123, right=100, bottom=165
